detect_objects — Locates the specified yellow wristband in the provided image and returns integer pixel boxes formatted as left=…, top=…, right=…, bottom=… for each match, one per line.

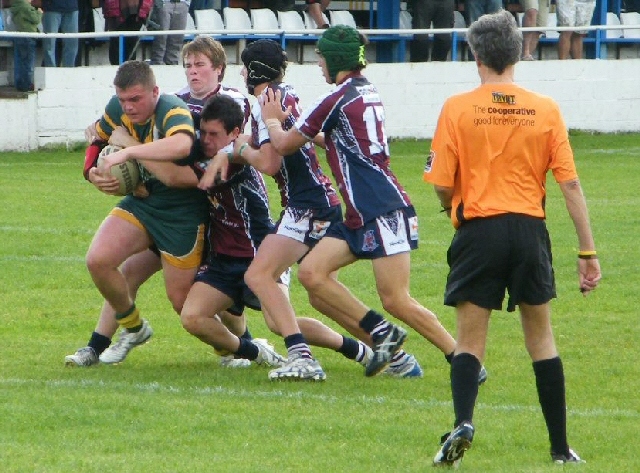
left=578, top=250, right=597, bottom=260
left=265, top=118, right=281, bottom=130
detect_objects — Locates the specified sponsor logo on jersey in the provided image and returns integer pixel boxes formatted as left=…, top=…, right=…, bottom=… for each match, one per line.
left=492, top=92, right=516, bottom=105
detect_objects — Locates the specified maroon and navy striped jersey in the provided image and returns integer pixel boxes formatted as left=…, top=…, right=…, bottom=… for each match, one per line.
left=296, top=74, right=412, bottom=229
left=251, top=82, right=340, bottom=210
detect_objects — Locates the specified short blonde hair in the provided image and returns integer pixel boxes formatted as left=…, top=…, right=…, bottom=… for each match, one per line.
left=181, top=36, right=227, bottom=81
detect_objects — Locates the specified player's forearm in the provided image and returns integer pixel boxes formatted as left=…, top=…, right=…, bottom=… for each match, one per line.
left=139, top=160, right=198, bottom=188
left=434, top=185, right=454, bottom=211
left=239, top=143, right=282, bottom=176
left=559, top=179, right=596, bottom=251
left=124, top=133, right=194, bottom=162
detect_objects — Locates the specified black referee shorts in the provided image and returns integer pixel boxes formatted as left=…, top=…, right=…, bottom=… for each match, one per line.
left=444, top=214, right=556, bottom=312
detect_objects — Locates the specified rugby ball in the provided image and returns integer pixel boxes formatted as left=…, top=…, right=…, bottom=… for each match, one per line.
left=97, top=145, right=140, bottom=196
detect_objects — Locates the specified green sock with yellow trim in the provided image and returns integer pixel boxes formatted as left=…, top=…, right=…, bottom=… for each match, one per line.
left=116, top=304, right=143, bottom=332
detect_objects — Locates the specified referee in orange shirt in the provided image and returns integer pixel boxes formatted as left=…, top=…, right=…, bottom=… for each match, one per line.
left=423, top=9, right=601, bottom=467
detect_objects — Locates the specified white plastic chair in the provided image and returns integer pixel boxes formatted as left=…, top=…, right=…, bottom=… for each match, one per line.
left=194, top=9, right=224, bottom=31
left=92, top=8, right=105, bottom=34
left=223, top=7, right=252, bottom=63
left=185, top=11, right=196, bottom=32
left=223, top=7, right=252, bottom=31
left=303, top=10, right=329, bottom=30
left=605, top=12, right=622, bottom=39
left=399, top=10, right=412, bottom=30
left=278, top=10, right=314, bottom=63
left=545, top=12, right=559, bottom=39
left=250, top=8, right=279, bottom=31
left=329, top=10, right=357, bottom=28
left=620, top=12, right=640, bottom=39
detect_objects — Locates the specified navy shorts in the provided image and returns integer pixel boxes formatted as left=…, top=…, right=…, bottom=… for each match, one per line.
left=444, top=214, right=556, bottom=312
left=326, top=206, right=419, bottom=260
left=194, top=254, right=260, bottom=315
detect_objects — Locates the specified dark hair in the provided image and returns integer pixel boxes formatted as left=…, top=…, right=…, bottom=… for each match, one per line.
left=113, top=60, right=156, bottom=90
left=200, top=94, right=243, bottom=133
left=467, top=10, right=522, bottom=74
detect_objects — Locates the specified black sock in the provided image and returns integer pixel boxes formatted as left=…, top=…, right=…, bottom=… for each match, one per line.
left=358, top=309, right=385, bottom=334
left=451, top=352, right=481, bottom=427
left=445, top=351, right=454, bottom=364
left=336, top=336, right=360, bottom=360
left=235, top=338, right=259, bottom=360
left=88, top=331, right=111, bottom=356
left=284, top=333, right=312, bottom=359
left=240, top=327, right=253, bottom=341
left=533, top=357, right=568, bottom=455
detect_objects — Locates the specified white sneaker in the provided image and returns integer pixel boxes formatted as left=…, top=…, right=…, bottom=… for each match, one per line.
left=253, top=338, right=286, bottom=367
left=358, top=342, right=373, bottom=367
left=99, top=319, right=153, bottom=364
left=219, top=354, right=252, bottom=368
left=384, top=353, right=423, bottom=378
left=268, top=353, right=326, bottom=381
left=65, top=346, right=99, bottom=367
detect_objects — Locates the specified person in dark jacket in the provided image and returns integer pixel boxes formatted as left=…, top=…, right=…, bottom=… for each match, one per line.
left=103, top=0, right=153, bottom=65
left=11, top=0, right=43, bottom=91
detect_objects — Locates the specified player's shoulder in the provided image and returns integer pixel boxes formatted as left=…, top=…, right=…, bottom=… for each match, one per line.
left=158, top=93, right=191, bottom=109
left=219, top=84, right=247, bottom=99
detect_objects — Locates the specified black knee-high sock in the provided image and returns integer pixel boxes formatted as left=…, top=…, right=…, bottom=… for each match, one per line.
left=533, top=357, right=568, bottom=455
left=240, top=327, right=252, bottom=341
left=451, top=353, right=481, bottom=427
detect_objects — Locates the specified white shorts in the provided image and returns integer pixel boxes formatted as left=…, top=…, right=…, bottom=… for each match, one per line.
left=556, top=0, right=596, bottom=32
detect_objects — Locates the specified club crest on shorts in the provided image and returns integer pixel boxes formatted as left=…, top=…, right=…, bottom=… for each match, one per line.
left=362, top=230, right=379, bottom=252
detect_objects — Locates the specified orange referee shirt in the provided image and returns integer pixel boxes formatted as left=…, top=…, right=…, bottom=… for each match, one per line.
left=423, top=83, right=578, bottom=228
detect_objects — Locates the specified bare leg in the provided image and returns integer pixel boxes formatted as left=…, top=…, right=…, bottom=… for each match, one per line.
left=86, top=215, right=151, bottom=313
left=558, top=31, right=572, bottom=59
left=180, top=282, right=242, bottom=353
left=569, top=33, right=584, bottom=59
left=95, top=249, right=162, bottom=337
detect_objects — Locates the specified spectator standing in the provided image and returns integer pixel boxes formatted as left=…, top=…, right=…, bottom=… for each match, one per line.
left=42, top=0, right=79, bottom=67
left=522, top=0, right=550, bottom=60
left=150, top=0, right=189, bottom=65
left=10, top=0, right=42, bottom=91
left=464, top=0, right=501, bottom=59
left=103, top=0, right=153, bottom=65
left=408, top=0, right=454, bottom=61
left=556, top=0, right=596, bottom=59
left=424, top=10, right=600, bottom=467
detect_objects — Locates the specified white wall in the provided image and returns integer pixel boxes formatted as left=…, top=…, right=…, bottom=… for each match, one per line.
left=1, top=59, right=639, bottom=151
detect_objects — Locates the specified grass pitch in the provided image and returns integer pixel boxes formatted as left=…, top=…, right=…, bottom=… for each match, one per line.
left=0, top=134, right=638, bottom=472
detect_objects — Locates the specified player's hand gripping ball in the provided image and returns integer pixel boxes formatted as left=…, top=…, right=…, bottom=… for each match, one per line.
left=96, top=145, right=140, bottom=196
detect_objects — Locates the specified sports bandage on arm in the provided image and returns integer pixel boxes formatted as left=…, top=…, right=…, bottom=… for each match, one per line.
left=83, top=140, right=107, bottom=180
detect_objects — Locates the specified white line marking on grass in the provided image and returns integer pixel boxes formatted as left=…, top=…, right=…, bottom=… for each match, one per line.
left=0, top=226, right=94, bottom=235
left=0, top=255, right=84, bottom=262
left=1, top=377, right=637, bottom=419
left=579, top=147, right=640, bottom=155
left=0, top=162, right=75, bottom=167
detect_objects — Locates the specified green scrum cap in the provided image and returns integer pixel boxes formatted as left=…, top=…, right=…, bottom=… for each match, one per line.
left=317, top=25, right=366, bottom=83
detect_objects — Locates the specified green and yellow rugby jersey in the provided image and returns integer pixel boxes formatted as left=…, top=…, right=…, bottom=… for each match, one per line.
left=95, top=94, right=208, bottom=216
